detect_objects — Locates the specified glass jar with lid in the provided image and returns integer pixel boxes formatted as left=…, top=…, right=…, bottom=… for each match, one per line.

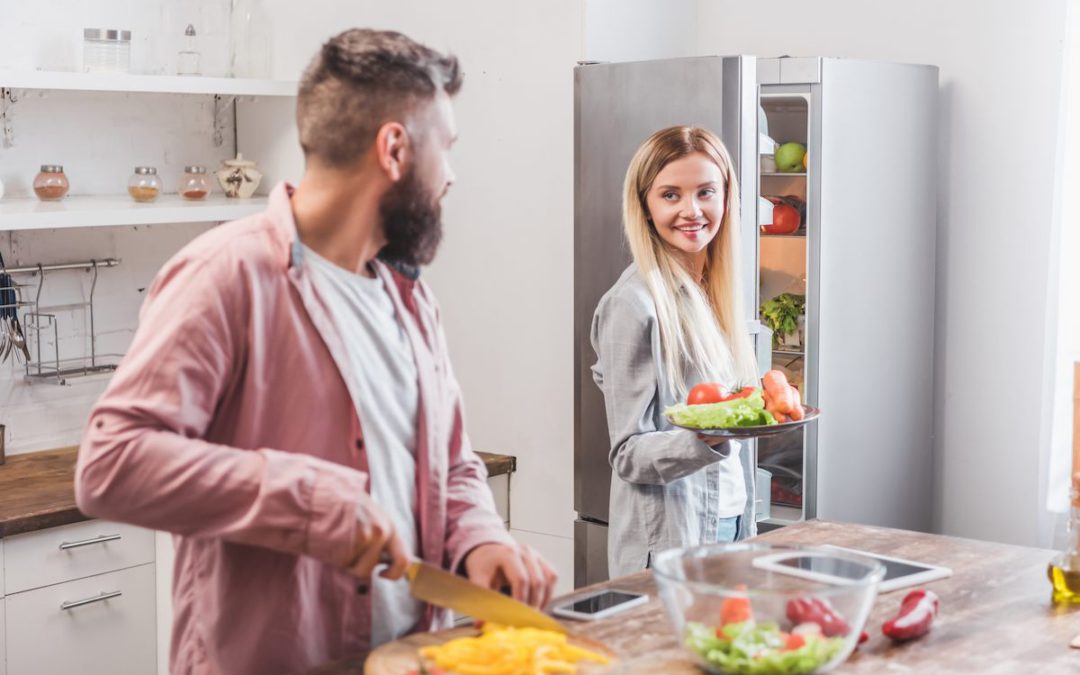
left=82, top=29, right=132, bottom=73
left=34, top=165, right=69, bottom=201
left=128, top=167, right=162, bottom=203
left=179, top=165, right=211, bottom=200
left=177, top=24, right=201, bottom=76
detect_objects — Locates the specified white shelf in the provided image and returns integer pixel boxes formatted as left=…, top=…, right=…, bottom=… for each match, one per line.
left=761, top=172, right=807, bottom=177
left=0, top=70, right=297, bottom=97
left=0, top=194, right=268, bottom=231
left=761, top=504, right=803, bottom=528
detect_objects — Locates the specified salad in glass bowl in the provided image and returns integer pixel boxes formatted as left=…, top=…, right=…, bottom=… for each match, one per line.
left=652, top=543, right=884, bottom=674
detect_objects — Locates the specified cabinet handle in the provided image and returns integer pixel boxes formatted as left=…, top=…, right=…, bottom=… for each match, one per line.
left=60, top=590, right=122, bottom=611
left=58, top=533, right=121, bottom=550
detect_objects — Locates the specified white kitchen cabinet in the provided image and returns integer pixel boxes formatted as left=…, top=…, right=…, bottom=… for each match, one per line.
left=1, top=596, right=6, bottom=675
left=2, top=520, right=156, bottom=675
left=5, top=563, right=156, bottom=675
left=4, top=520, right=154, bottom=595
left=0, top=540, right=4, bottom=673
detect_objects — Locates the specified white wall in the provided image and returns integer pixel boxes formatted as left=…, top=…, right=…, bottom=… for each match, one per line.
left=584, top=0, right=697, bottom=63
left=691, top=0, right=1068, bottom=546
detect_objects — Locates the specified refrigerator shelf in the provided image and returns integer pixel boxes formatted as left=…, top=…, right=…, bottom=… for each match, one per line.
left=760, top=504, right=804, bottom=528
left=761, top=172, right=807, bottom=177
left=768, top=504, right=803, bottom=520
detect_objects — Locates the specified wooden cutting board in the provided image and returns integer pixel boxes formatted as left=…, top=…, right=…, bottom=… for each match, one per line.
left=364, top=627, right=617, bottom=675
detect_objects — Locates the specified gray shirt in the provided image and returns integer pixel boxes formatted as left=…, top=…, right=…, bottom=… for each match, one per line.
left=303, top=246, right=421, bottom=646
left=591, top=265, right=756, bottom=578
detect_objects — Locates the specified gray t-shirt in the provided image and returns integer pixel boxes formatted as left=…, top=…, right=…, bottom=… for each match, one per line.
left=303, top=246, right=421, bottom=646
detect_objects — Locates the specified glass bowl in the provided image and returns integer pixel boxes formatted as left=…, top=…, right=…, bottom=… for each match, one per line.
left=653, top=543, right=884, bottom=674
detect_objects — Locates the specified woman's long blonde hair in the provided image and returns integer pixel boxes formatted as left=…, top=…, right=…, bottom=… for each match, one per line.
left=623, top=126, right=758, bottom=398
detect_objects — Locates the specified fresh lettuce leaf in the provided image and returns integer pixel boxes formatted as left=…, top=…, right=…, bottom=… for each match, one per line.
left=685, top=621, right=847, bottom=674
left=665, top=389, right=777, bottom=429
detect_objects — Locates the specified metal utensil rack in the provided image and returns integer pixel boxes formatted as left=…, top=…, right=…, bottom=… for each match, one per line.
left=2, top=257, right=121, bottom=384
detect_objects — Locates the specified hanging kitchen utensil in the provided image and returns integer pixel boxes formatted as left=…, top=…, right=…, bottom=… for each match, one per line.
left=10, top=309, right=28, bottom=364
left=0, top=251, right=28, bottom=362
left=0, top=252, right=13, bottom=363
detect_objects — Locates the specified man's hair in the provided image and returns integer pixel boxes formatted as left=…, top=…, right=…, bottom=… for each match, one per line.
left=296, top=29, right=462, bottom=167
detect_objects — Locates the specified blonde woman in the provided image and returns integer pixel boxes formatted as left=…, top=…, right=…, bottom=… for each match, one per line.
left=591, top=126, right=760, bottom=578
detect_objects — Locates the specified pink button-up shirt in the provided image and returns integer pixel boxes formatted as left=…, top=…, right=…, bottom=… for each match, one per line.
left=75, top=183, right=513, bottom=675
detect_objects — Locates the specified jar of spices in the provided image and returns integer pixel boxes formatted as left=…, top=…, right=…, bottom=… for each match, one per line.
left=34, top=165, right=69, bottom=201
left=128, top=167, right=162, bottom=203
left=179, top=165, right=211, bottom=200
left=82, top=29, right=132, bottom=73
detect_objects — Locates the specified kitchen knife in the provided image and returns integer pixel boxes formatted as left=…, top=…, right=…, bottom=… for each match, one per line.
left=364, top=558, right=568, bottom=634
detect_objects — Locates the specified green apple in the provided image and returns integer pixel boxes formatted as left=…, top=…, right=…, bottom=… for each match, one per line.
left=775, top=142, right=806, bottom=173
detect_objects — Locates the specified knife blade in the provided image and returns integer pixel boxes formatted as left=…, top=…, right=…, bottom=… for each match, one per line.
left=403, top=559, right=567, bottom=634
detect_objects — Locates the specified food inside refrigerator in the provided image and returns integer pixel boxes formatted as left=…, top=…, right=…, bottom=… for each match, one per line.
left=758, top=92, right=810, bottom=526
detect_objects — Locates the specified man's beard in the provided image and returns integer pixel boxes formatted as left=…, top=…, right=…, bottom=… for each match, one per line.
left=378, top=167, right=443, bottom=268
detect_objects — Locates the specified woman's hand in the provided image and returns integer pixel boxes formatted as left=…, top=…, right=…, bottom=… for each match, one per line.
left=697, top=433, right=729, bottom=448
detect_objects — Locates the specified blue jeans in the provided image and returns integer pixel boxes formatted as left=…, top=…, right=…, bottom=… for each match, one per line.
left=718, top=516, right=741, bottom=543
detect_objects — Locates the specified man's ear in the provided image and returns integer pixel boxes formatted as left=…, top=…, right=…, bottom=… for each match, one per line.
left=375, top=121, right=410, bottom=182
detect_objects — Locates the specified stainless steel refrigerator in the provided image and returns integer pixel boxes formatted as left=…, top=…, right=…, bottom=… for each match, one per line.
left=574, top=56, right=939, bottom=587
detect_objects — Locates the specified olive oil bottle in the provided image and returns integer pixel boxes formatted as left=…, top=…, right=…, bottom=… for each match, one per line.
left=1048, top=556, right=1080, bottom=604
left=1050, top=364, right=1080, bottom=605
left=1050, top=476, right=1080, bottom=604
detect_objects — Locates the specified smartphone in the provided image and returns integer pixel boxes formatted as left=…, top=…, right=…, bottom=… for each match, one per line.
left=550, top=589, right=649, bottom=621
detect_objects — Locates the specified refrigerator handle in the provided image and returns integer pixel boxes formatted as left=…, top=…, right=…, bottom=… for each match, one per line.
left=747, top=319, right=773, bottom=377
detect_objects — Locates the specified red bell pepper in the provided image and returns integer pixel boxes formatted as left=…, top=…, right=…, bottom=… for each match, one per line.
left=786, top=596, right=851, bottom=637
left=882, top=589, right=939, bottom=642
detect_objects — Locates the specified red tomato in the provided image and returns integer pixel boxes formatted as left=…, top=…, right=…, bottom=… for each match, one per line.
left=719, top=386, right=756, bottom=402
left=687, top=383, right=725, bottom=405
left=719, top=584, right=753, bottom=626
left=762, top=203, right=800, bottom=235
left=784, top=633, right=807, bottom=651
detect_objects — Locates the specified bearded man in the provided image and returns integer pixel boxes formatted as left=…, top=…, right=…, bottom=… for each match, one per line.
left=75, top=28, right=556, bottom=675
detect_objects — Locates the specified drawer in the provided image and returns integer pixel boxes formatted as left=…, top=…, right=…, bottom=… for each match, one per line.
left=6, top=563, right=156, bottom=675
left=487, top=473, right=510, bottom=528
left=5, top=520, right=154, bottom=594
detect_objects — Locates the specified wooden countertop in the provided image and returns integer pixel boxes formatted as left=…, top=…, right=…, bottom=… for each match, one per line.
left=0, top=446, right=85, bottom=537
left=476, top=451, right=516, bottom=478
left=0, top=446, right=516, bottom=539
left=562, top=520, right=1078, bottom=673
left=313, top=520, right=1078, bottom=674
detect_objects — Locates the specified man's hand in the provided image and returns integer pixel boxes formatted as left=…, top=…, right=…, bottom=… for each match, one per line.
left=464, top=542, right=558, bottom=609
left=347, top=494, right=409, bottom=582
